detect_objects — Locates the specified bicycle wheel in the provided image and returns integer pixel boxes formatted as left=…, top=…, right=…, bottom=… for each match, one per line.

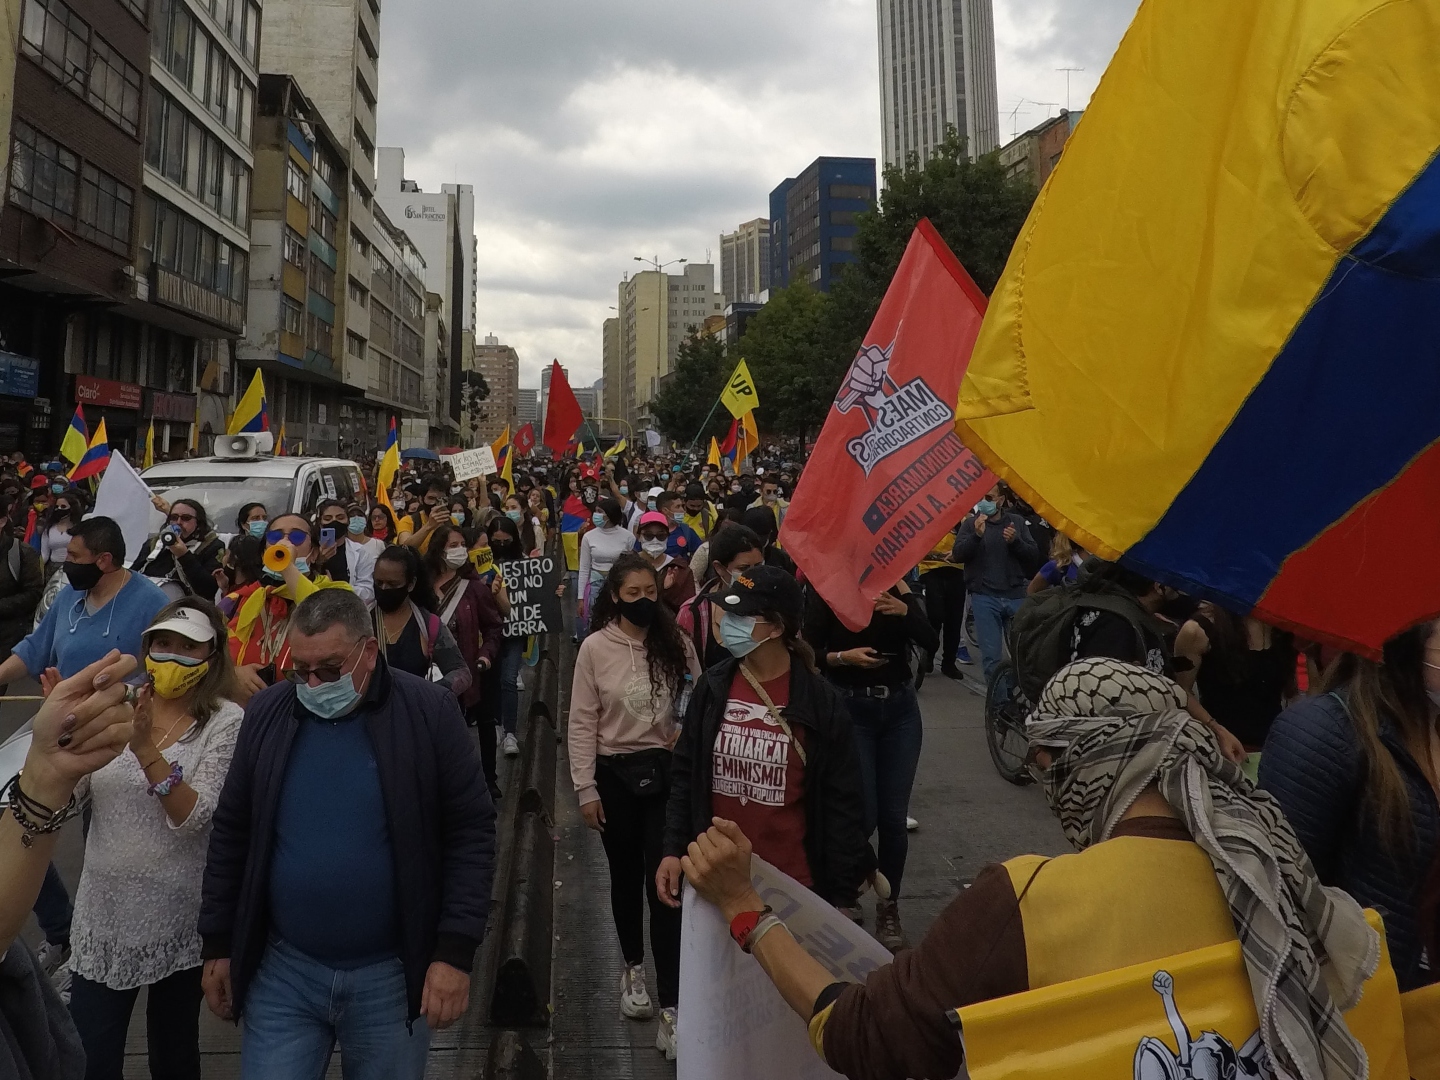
left=984, top=660, right=1033, bottom=786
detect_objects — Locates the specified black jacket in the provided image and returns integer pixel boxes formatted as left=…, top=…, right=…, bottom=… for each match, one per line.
left=198, top=658, right=495, bottom=1021
left=663, top=657, right=876, bottom=906
left=805, top=584, right=939, bottom=690
left=0, top=536, right=44, bottom=659
left=1259, top=690, right=1440, bottom=990
left=132, top=532, right=224, bottom=603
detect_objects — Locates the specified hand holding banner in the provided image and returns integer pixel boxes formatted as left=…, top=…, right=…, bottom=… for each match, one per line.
left=780, top=220, right=995, bottom=630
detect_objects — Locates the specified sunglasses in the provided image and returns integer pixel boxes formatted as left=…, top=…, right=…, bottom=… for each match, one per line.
left=265, top=528, right=310, bottom=547
left=281, top=639, right=365, bottom=685
left=169, top=512, right=197, bottom=523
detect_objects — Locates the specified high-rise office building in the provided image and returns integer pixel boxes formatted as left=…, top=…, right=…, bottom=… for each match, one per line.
left=877, top=0, right=1000, bottom=167
left=471, top=332, right=519, bottom=445
left=516, top=387, right=538, bottom=428
left=770, top=158, right=875, bottom=293
left=616, top=263, right=721, bottom=430
left=601, top=318, right=620, bottom=435
left=720, top=218, right=770, bottom=304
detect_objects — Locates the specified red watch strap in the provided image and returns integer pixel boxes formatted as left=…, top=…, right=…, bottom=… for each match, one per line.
left=729, top=906, right=772, bottom=950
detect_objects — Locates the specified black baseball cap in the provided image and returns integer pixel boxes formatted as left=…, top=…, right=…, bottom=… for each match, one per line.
left=716, top=564, right=803, bottom=620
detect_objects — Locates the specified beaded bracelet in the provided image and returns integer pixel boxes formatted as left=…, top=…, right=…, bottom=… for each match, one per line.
left=3, top=772, right=80, bottom=847
left=147, top=760, right=183, bottom=798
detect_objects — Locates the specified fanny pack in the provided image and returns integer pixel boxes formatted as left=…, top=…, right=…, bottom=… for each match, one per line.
left=600, top=747, right=672, bottom=798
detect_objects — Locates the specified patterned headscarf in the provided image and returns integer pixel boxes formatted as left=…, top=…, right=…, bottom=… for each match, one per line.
left=1028, top=658, right=1378, bottom=1080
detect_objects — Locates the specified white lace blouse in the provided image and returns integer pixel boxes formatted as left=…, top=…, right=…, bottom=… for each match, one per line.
left=69, top=700, right=244, bottom=990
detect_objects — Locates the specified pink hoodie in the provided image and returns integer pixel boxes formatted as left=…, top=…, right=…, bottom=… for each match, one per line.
left=567, top=621, right=700, bottom=806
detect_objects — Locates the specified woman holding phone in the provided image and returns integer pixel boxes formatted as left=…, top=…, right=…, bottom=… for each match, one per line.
left=67, top=598, right=243, bottom=1080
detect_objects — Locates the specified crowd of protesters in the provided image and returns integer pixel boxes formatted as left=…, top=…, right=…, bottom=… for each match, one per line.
left=0, top=439, right=1438, bottom=1080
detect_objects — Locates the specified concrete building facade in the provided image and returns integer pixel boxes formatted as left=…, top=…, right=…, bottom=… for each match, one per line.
left=600, top=316, right=620, bottom=436
left=720, top=218, right=769, bottom=304
left=470, top=333, right=518, bottom=445
left=999, top=109, right=1082, bottom=187
left=370, top=203, right=429, bottom=446
left=877, top=0, right=1000, bottom=167
left=516, top=386, right=537, bottom=428
left=615, top=262, right=720, bottom=431
left=770, top=158, right=875, bottom=293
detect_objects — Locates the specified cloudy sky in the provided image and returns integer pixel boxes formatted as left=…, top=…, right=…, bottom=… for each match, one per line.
left=375, top=0, right=1140, bottom=391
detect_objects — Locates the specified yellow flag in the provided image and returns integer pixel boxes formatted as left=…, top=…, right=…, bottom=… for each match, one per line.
left=720, top=359, right=760, bottom=418
left=490, top=426, right=510, bottom=463
left=707, top=437, right=722, bottom=468
left=604, top=437, right=628, bottom=460
left=738, top=411, right=759, bottom=461
left=142, top=421, right=155, bottom=470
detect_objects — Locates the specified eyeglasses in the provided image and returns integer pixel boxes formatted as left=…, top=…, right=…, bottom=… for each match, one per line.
left=168, top=512, right=197, bottom=523
left=281, top=638, right=366, bottom=685
left=265, top=529, right=310, bottom=547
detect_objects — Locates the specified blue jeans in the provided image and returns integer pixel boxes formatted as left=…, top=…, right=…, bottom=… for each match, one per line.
left=240, top=938, right=430, bottom=1080
left=971, top=593, right=1024, bottom=680
left=844, top=685, right=924, bottom=895
left=495, top=636, right=524, bottom=735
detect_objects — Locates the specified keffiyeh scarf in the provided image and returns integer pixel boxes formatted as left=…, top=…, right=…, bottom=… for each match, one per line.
left=1028, top=658, right=1378, bottom=1080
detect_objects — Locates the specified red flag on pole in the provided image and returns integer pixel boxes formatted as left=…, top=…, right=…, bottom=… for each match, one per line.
left=541, top=361, right=584, bottom=455
left=514, top=423, right=536, bottom=456
left=719, top=418, right=738, bottom=456
left=780, top=220, right=996, bottom=630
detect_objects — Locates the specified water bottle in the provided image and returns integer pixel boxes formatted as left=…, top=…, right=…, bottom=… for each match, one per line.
left=676, top=673, right=694, bottom=723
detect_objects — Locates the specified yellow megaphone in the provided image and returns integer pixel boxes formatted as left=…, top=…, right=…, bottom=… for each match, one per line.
left=263, top=542, right=293, bottom=574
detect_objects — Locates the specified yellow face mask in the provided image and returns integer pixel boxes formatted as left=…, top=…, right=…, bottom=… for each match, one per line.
left=145, top=653, right=211, bottom=699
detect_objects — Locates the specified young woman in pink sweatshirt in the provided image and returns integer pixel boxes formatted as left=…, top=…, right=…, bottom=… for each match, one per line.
left=567, top=552, right=700, bottom=1061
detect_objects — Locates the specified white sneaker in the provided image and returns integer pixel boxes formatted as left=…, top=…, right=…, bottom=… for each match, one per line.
left=656, top=1006, right=678, bottom=1060
left=906, top=816, right=919, bottom=831
left=620, top=964, right=653, bottom=1019
left=502, top=733, right=520, bottom=757
left=515, top=673, right=525, bottom=691
left=35, top=940, right=69, bottom=977
left=52, top=958, right=73, bottom=1006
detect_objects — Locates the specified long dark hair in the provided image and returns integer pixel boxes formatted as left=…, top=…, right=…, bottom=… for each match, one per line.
left=589, top=553, right=689, bottom=702
left=1320, top=622, right=1435, bottom=854
left=425, top=524, right=472, bottom=581
left=376, top=544, right=439, bottom=614
left=48, top=490, right=88, bottom=527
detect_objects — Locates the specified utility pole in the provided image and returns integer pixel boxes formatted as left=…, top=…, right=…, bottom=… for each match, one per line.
left=1056, top=68, right=1085, bottom=112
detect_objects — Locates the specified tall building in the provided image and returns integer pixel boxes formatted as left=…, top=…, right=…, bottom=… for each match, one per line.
left=369, top=204, right=430, bottom=445
left=600, top=316, right=620, bottom=435
left=616, top=263, right=721, bottom=431
left=516, top=387, right=538, bottom=428
left=471, top=333, right=519, bottom=445
left=374, top=147, right=472, bottom=442
left=720, top=218, right=770, bottom=304
left=999, top=109, right=1083, bottom=187
left=877, top=0, right=1000, bottom=167
left=769, top=158, right=875, bottom=293
left=238, top=75, right=350, bottom=457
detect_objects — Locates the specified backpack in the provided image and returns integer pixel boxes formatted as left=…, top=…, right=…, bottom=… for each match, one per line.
left=1010, top=580, right=1166, bottom=703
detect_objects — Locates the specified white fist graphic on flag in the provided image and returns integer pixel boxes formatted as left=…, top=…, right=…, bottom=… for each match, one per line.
left=835, top=340, right=898, bottom=421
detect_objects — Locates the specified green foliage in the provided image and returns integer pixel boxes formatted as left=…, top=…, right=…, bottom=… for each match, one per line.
left=649, top=331, right=732, bottom=444
left=733, top=282, right=837, bottom=443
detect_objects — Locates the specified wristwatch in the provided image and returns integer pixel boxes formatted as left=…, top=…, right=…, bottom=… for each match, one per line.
left=729, top=906, right=782, bottom=953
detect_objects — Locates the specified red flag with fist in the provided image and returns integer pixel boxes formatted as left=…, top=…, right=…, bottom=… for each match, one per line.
left=780, top=219, right=996, bottom=630
left=514, top=423, right=536, bottom=456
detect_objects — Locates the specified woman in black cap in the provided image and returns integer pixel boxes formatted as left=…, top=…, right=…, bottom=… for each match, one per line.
left=658, top=565, right=874, bottom=920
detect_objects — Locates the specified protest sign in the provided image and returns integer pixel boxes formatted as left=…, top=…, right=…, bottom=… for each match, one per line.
left=443, top=446, right=497, bottom=482
left=497, top=556, right=563, bottom=637
left=780, top=220, right=995, bottom=630
left=677, top=859, right=891, bottom=1080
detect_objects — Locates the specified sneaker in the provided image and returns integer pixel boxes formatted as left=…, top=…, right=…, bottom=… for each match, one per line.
left=838, top=903, right=864, bottom=925
left=906, top=816, right=919, bottom=831
left=940, top=665, right=964, bottom=682
left=502, top=733, right=520, bottom=758
left=52, top=958, right=73, bottom=1005
left=656, top=1006, right=678, bottom=1061
left=620, top=964, right=653, bottom=1020
left=35, top=940, right=69, bottom=977
left=875, top=899, right=910, bottom=953
left=515, top=673, right=525, bottom=691
left=955, top=645, right=973, bottom=666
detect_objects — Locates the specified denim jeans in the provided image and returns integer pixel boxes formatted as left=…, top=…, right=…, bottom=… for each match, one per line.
left=495, top=636, right=524, bottom=735
left=33, top=863, right=72, bottom=947
left=69, top=966, right=202, bottom=1080
left=844, top=685, right=924, bottom=895
left=971, top=592, right=1024, bottom=680
left=240, top=938, right=431, bottom=1080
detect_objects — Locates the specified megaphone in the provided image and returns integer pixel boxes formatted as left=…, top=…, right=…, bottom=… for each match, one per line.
left=263, top=542, right=293, bottom=574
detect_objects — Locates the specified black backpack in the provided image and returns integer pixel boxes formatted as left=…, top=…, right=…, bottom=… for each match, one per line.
left=1010, top=579, right=1166, bottom=703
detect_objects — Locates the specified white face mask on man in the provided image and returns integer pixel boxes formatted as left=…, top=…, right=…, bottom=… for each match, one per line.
left=641, top=538, right=667, bottom=558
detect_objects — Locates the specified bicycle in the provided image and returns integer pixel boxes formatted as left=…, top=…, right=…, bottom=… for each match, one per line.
left=984, top=659, right=1033, bottom=786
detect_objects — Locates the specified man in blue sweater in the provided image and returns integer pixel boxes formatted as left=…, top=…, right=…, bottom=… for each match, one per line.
left=952, top=485, right=1039, bottom=680
left=200, top=589, right=494, bottom=1080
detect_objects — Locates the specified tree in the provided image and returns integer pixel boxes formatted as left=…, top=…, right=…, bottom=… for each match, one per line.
left=733, top=282, right=836, bottom=443
left=649, top=331, right=731, bottom=446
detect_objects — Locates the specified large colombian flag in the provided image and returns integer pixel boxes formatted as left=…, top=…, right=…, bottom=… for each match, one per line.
left=955, top=0, right=1440, bottom=657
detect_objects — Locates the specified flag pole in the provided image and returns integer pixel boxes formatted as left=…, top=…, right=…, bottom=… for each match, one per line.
left=683, top=396, right=725, bottom=462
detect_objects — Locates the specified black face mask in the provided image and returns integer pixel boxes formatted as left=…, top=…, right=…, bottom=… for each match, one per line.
left=617, top=596, right=658, bottom=629
left=374, top=586, right=410, bottom=613
left=64, top=560, right=105, bottom=592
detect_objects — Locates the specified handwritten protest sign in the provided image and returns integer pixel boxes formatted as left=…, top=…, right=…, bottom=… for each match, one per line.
left=443, top=447, right=497, bottom=482
left=677, top=858, right=892, bottom=1079
left=497, top=556, right=562, bottom=637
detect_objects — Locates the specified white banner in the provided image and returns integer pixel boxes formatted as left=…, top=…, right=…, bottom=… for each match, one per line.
left=646, top=429, right=662, bottom=449
left=442, top=446, right=497, bottom=482
left=678, top=858, right=892, bottom=1080
left=91, top=453, right=162, bottom=563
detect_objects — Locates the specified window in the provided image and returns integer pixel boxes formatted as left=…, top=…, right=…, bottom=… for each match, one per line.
left=8, top=121, right=80, bottom=227
left=21, top=0, right=141, bottom=136
left=282, top=226, right=305, bottom=267
left=830, top=210, right=858, bottom=226
left=829, top=184, right=873, bottom=201
left=149, top=194, right=248, bottom=300
left=119, top=0, right=146, bottom=22
left=281, top=295, right=303, bottom=335
left=830, top=236, right=854, bottom=252
left=306, top=312, right=332, bottom=358
left=307, top=259, right=334, bottom=302
left=347, top=278, right=367, bottom=308
left=285, top=158, right=306, bottom=202
left=346, top=331, right=366, bottom=359
left=76, top=163, right=134, bottom=254
left=84, top=36, right=141, bottom=135
left=313, top=152, right=336, bottom=189
left=309, top=194, right=335, bottom=244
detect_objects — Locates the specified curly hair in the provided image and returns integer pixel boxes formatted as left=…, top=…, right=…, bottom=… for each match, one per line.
left=589, top=553, right=689, bottom=703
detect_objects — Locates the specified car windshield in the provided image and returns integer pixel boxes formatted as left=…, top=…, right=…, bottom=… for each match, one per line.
left=143, top=475, right=295, bottom=534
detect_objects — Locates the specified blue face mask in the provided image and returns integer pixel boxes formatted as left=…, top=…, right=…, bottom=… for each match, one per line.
left=294, top=640, right=367, bottom=719
left=672, top=512, right=685, bottom=525
left=975, top=499, right=998, bottom=517
left=592, top=511, right=607, bottom=528
left=50, top=483, right=66, bottom=495
left=293, top=557, right=310, bottom=576
left=647, top=499, right=658, bottom=512
left=348, top=516, right=366, bottom=534
left=506, top=509, right=523, bottom=523
left=246, top=520, right=268, bottom=539
left=620, top=485, right=629, bottom=496
left=718, top=612, right=766, bottom=658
